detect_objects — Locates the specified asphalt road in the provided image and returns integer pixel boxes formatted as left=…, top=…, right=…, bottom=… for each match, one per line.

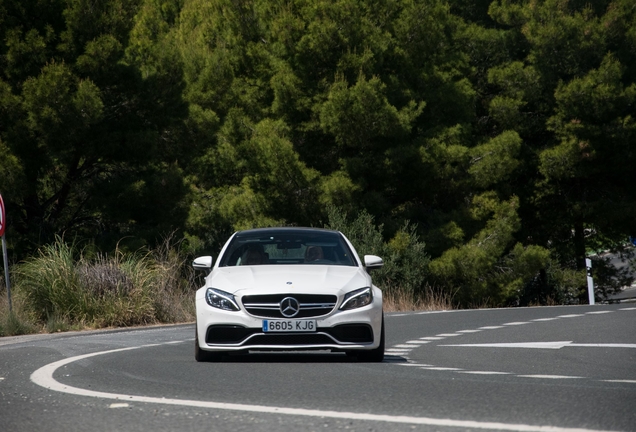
left=1, top=304, right=635, bottom=432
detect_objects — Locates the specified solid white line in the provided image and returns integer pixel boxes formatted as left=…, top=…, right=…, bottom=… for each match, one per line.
left=29, top=342, right=618, bottom=432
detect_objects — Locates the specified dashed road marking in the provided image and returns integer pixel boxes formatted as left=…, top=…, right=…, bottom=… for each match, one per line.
left=421, top=367, right=464, bottom=371
left=517, top=375, right=584, bottom=380
left=34, top=345, right=617, bottom=432
left=386, top=307, right=635, bottom=384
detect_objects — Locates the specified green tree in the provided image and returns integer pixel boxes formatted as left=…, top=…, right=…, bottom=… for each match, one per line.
left=0, top=0, right=189, bottom=257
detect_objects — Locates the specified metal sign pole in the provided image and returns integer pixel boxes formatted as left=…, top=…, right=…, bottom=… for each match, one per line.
left=2, top=235, right=10, bottom=312
left=0, top=193, right=10, bottom=311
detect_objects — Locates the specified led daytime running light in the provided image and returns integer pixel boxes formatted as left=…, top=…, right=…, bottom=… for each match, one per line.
left=205, top=288, right=240, bottom=311
left=340, top=287, right=373, bottom=310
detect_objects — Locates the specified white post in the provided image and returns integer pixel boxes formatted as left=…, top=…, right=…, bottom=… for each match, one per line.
left=585, top=258, right=595, bottom=305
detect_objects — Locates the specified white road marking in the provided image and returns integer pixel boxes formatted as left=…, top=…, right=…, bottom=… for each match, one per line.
left=503, top=322, right=530, bottom=326
left=30, top=343, right=616, bottom=432
left=420, top=367, right=464, bottom=371
left=602, top=380, right=636, bottom=384
left=619, top=307, right=636, bottom=311
left=398, top=363, right=433, bottom=367
left=440, top=342, right=636, bottom=349
left=393, top=344, right=420, bottom=348
left=557, top=314, right=584, bottom=318
left=420, top=336, right=444, bottom=340
left=531, top=318, right=558, bottom=322
left=458, top=371, right=512, bottom=375
left=517, top=375, right=584, bottom=380
left=457, top=329, right=481, bottom=333
left=478, top=326, right=504, bottom=329
left=109, top=403, right=130, bottom=408
left=436, top=333, right=460, bottom=337
left=585, top=311, right=612, bottom=315
left=405, top=340, right=430, bottom=344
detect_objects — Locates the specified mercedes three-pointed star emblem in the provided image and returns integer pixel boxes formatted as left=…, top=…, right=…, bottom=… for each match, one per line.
left=280, top=297, right=300, bottom=318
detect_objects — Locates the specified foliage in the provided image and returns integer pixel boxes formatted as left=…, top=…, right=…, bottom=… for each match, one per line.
left=325, top=206, right=430, bottom=303
left=11, top=236, right=195, bottom=329
left=2, top=0, right=635, bottom=310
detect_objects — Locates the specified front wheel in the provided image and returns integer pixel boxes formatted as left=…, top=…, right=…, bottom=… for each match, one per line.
left=357, top=316, right=384, bottom=362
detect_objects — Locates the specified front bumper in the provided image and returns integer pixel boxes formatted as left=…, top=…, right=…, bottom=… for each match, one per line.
left=195, top=288, right=383, bottom=352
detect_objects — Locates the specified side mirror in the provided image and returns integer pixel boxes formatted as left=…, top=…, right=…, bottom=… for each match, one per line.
left=364, top=255, right=384, bottom=272
left=193, top=256, right=213, bottom=272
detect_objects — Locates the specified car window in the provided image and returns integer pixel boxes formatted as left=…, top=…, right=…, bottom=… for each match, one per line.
left=219, top=230, right=357, bottom=267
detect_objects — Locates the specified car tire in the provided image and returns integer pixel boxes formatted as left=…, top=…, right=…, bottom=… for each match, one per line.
left=357, top=316, right=385, bottom=363
left=195, top=328, right=223, bottom=362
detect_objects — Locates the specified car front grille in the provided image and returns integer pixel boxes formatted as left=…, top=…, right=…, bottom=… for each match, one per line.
left=241, top=294, right=337, bottom=318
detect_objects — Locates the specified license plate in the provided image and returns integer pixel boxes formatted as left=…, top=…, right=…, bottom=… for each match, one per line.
left=263, top=319, right=316, bottom=332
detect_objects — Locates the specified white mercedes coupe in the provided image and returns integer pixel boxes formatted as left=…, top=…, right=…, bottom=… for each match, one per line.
left=193, top=227, right=385, bottom=362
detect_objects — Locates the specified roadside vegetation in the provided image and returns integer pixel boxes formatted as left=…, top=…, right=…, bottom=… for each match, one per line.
left=0, top=235, right=197, bottom=337
left=2, top=0, right=636, bottom=335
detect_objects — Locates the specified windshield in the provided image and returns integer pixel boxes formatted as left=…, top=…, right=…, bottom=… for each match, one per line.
left=219, top=229, right=357, bottom=267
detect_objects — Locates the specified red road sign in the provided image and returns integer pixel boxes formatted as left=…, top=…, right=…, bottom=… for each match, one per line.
left=0, top=194, right=5, bottom=237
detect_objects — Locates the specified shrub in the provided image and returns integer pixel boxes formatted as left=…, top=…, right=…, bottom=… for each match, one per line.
left=325, top=206, right=433, bottom=309
left=13, top=235, right=195, bottom=331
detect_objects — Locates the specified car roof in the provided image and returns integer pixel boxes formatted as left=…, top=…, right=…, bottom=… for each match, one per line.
left=235, top=227, right=341, bottom=236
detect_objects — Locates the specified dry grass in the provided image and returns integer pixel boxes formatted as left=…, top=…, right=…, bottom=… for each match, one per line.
left=382, top=285, right=455, bottom=312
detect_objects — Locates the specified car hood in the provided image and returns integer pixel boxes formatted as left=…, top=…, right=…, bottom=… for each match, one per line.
left=205, top=265, right=371, bottom=296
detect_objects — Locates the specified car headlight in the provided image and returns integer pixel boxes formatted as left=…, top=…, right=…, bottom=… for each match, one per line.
left=205, top=288, right=240, bottom=311
left=339, top=287, right=373, bottom=310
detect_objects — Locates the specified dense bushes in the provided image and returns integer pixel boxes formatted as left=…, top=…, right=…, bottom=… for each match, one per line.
left=1, top=236, right=195, bottom=335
